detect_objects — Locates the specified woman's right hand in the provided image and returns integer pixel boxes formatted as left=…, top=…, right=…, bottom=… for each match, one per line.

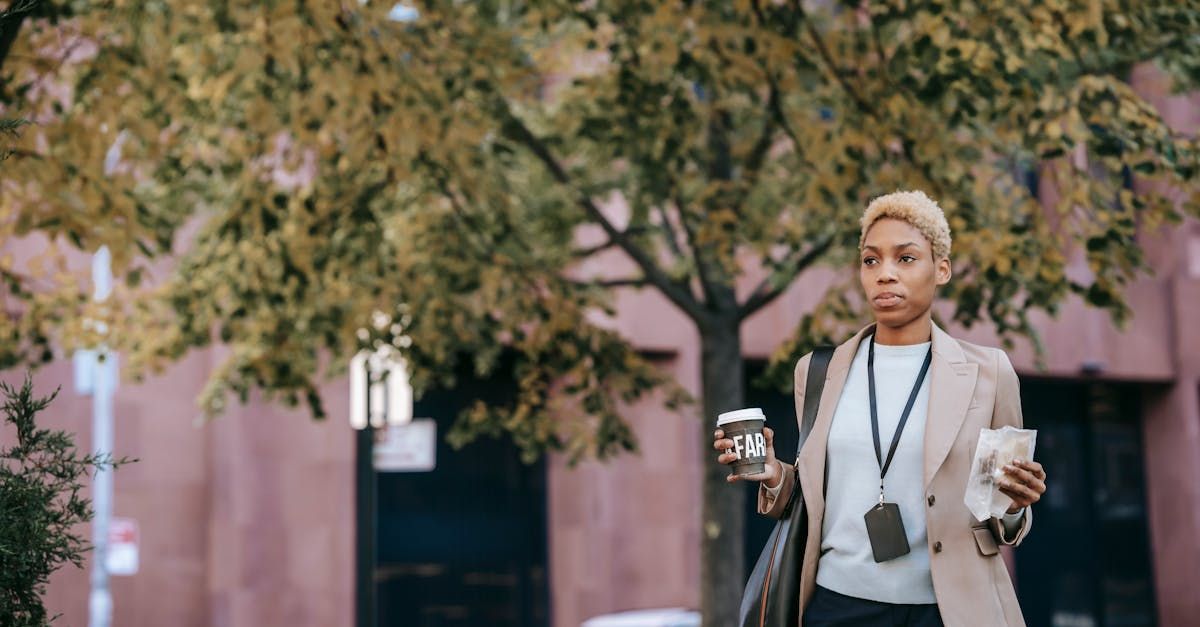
left=713, top=426, right=782, bottom=488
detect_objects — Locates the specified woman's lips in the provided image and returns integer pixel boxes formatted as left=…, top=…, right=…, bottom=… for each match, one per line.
left=873, top=293, right=903, bottom=308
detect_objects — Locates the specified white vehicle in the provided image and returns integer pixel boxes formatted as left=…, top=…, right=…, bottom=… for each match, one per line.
left=581, top=607, right=702, bottom=627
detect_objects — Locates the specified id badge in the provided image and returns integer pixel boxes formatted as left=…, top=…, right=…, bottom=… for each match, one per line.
left=864, top=502, right=911, bottom=563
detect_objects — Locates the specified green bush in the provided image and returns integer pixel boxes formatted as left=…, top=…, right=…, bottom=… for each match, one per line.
left=0, top=377, right=129, bottom=626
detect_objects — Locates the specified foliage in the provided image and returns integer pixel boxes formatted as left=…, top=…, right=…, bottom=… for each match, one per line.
left=1, top=1, right=1198, bottom=461
left=0, top=0, right=34, bottom=161
left=0, top=376, right=128, bottom=627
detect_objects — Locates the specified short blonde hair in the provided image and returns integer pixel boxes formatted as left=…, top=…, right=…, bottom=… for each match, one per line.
left=859, top=190, right=952, bottom=260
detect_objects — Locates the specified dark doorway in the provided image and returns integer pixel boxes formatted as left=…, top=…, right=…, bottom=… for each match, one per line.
left=371, top=372, right=549, bottom=627
left=1015, top=380, right=1157, bottom=627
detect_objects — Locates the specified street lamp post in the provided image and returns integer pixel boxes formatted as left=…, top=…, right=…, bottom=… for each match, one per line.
left=354, top=361, right=377, bottom=627
left=88, top=346, right=116, bottom=627
left=350, top=345, right=411, bottom=627
left=75, top=247, right=116, bottom=627
left=356, top=19, right=420, bottom=623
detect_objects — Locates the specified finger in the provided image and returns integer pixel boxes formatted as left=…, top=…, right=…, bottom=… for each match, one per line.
left=998, top=479, right=1041, bottom=504
left=996, top=484, right=1028, bottom=505
left=1002, top=464, right=1036, bottom=485
left=725, top=459, right=779, bottom=483
left=1002, top=465, right=1046, bottom=494
left=998, top=474, right=1037, bottom=496
left=997, top=485, right=1033, bottom=508
left=998, top=485, right=1036, bottom=504
left=714, top=429, right=725, bottom=440
left=762, top=428, right=776, bottom=458
left=1015, top=459, right=1045, bottom=479
left=717, top=452, right=739, bottom=465
left=712, top=438, right=735, bottom=452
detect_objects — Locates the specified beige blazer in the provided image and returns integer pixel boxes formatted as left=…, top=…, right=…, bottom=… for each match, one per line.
left=758, top=322, right=1031, bottom=627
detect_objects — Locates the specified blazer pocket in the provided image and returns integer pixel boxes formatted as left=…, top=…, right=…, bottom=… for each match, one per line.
left=972, top=526, right=999, bottom=557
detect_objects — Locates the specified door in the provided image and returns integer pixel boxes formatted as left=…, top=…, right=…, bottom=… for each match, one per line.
left=371, top=373, right=549, bottom=627
left=1015, top=380, right=1157, bottom=627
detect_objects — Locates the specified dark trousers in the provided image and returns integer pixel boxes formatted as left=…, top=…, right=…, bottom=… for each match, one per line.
left=803, top=585, right=944, bottom=627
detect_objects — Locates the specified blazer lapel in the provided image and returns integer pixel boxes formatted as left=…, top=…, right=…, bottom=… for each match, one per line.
left=923, top=322, right=979, bottom=488
left=796, top=321, right=981, bottom=506
left=797, top=324, right=874, bottom=517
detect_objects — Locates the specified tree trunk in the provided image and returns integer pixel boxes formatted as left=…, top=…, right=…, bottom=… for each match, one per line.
left=698, top=314, right=746, bottom=627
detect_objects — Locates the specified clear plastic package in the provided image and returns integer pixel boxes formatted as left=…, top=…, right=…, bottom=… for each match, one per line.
left=964, top=426, right=1038, bottom=522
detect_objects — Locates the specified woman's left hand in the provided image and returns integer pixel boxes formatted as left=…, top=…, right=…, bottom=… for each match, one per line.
left=998, top=459, right=1046, bottom=514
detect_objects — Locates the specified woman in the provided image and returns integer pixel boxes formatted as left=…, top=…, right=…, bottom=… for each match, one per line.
left=714, top=191, right=1047, bottom=627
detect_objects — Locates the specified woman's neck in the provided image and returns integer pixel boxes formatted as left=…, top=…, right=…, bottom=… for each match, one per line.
left=874, top=314, right=933, bottom=346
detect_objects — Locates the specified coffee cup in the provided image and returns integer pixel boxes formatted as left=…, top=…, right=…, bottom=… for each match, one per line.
left=717, top=408, right=768, bottom=476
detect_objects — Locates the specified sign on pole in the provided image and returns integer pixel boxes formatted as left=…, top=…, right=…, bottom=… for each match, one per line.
left=373, top=419, right=437, bottom=472
left=106, top=518, right=139, bottom=576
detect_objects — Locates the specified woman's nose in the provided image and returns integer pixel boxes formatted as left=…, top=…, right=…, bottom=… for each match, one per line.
left=876, top=263, right=898, bottom=282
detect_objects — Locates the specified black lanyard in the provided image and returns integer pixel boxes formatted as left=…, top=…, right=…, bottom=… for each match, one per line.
left=867, top=332, right=933, bottom=503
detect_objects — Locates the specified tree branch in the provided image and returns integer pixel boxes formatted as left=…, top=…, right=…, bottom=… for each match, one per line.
left=795, top=0, right=877, bottom=117
left=740, top=0, right=800, bottom=188
left=869, top=12, right=894, bottom=72
left=792, top=3, right=951, bottom=202
left=655, top=204, right=686, bottom=261
left=570, top=226, right=651, bottom=258
left=496, top=101, right=707, bottom=321
left=739, top=84, right=779, bottom=190
left=673, top=191, right=718, bottom=304
left=569, top=276, right=650, bottom=289
left=738, top=234, right=835, bottom=319
left=753, top=71, right=826, bottom=184
left=571, top=240, right=618, bottom=259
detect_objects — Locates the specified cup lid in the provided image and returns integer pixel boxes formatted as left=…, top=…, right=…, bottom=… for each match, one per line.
left=717, top=407, right=765, bottom=426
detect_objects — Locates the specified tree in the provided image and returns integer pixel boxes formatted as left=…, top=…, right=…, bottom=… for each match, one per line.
left=0, top=377, right=129, bottom=626
left=3, top=1, right=1199, bottom=623
left=1, top=0, right=38, bottom=159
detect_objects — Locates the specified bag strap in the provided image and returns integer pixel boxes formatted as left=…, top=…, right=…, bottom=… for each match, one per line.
left=798, top=347, right=835, bottom=457
left=780, top=347, right=834, bottom=516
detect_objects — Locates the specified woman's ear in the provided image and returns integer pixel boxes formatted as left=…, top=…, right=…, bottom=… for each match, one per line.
left=935, top=257, right=952, bottom=286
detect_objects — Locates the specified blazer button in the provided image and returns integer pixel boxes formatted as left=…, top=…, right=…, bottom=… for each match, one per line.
left=933, top=541, right=943, bottom=553
left=927, top=494, right=935, bottom=507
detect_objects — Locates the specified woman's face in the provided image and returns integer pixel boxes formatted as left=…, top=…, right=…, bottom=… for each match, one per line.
left=859, top=217, right=951, bottom=328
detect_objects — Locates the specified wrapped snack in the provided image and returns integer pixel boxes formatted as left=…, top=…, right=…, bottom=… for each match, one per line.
left=964, top=426, right=1037, bottom=522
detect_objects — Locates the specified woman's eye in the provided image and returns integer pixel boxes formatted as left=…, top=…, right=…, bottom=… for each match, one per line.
left=900, top=255, right=916, bottom=262
left=862, top=258, right=876, bottom=265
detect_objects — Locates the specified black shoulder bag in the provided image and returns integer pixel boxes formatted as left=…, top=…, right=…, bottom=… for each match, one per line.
left=738, top=347, right=834, bottom=627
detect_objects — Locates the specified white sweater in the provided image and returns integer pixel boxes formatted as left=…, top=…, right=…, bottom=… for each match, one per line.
left=765, top=338, right=1022, bottom=605
left=816, top=338, right=937, bottom=603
